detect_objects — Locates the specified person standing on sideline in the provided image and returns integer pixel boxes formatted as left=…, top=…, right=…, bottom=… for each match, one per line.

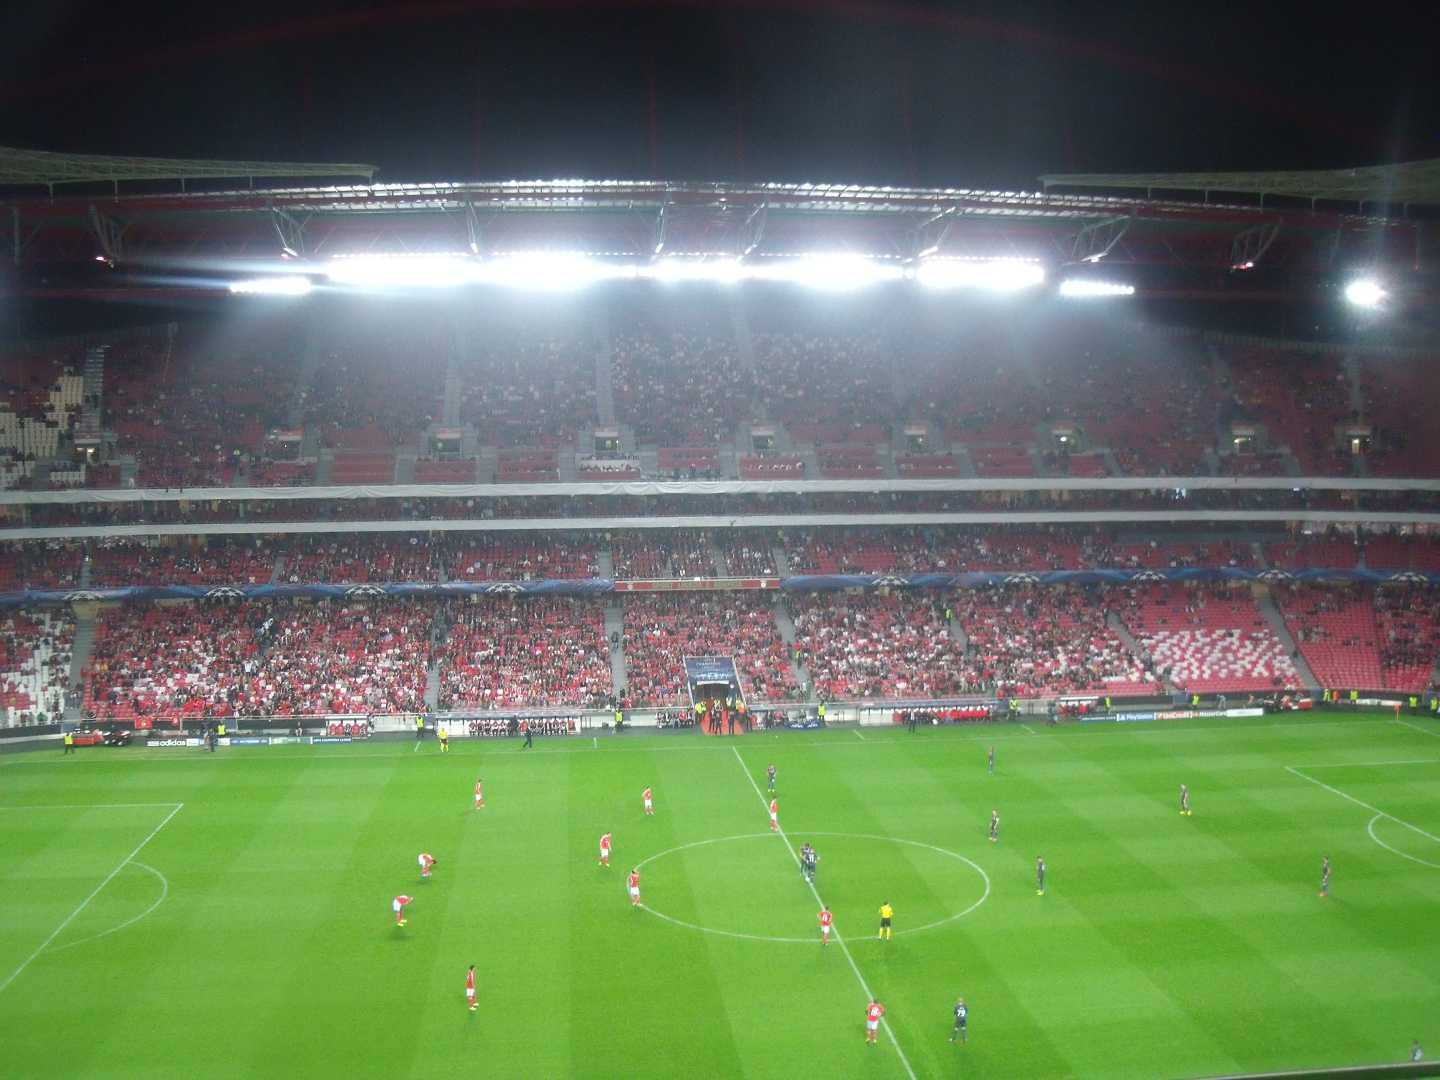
left=1036, top=856, right=1046, bottom=896
left=62, top=729, right=74, bottom=754
left=1411, top=1040, right=1424, bottom=1063
left=438, top=726, right=449, bottom=754
left=415, top=715, right=424, bottom=741
left=522, top=721, right=534, bottom=749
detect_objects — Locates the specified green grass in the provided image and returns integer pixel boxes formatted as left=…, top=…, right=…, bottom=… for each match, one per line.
left=2, top=711, right=1439, bottom=1079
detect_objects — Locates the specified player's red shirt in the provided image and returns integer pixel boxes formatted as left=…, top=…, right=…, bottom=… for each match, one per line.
left=465, top=970, right=476, bottom=991
left=819, top=910, right=832, bottom=927
left=642, top=787, right=652, bottom=801
left=420, top=853, right=435, bottom=870
left=600, top=833, right=612, bottom=849
left=867, top=1003, right=885, bottom=1023
left=628, top=871, right=640, bottom=889
left=395, top=895, right=412, bottom=906
left=769, top=799, right=778, bottom=814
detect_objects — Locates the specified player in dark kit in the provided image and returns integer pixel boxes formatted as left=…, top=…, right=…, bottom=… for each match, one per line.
left=1179, top=784, right=1191, bottom=816
left=767, top=764, right=776, bottom=793
left=989, top=810, right=1000, bottom=843
left=950, top=998, right=968, bottom=1044
left=987, top=746, right=995, bottom=774
left=1320, top=856, right=1331, bottom=898
left=1036, top=856, right=1046, bottom=896
left=804, top=844, right=818, bottom=885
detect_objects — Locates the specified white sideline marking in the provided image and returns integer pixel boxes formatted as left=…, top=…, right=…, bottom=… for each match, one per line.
left=1286, top=759, right=1440, bottom=770
left=1284, top=766, right=1440, bottom=847
left=0, top=803, right=186, bottom=810
left=1366, top=815, right=1440, bottom=870
left=1019, top=724, right=1039, bottom=736
left=853, top=729, right=866, bottom=741
left=48, top=862, right=170, bottom=953
left=0, top=802, right=184, bottom=996
left=731, top=747, right=917, bottom=1080
left=1393, top=717, right=1440, bottom=740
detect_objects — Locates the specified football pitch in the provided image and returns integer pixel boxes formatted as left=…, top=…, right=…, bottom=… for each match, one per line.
left=2, top=712, right=1438, bottom=1079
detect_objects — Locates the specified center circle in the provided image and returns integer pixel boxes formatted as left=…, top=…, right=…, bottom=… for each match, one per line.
left=634, top=831, right=990, bottom=944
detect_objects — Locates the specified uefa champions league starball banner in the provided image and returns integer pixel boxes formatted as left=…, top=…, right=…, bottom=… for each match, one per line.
left=2, top=566, right=1437, bottom=608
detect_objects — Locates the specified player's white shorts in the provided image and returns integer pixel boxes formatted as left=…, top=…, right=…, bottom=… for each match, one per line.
left=643, top=799, right=653, bottom=811
left=866, top=1020, right=879, bottom=1032
left=466, top=989, right=476, bottom=1001
left=600, top=846, right=610, bottom=859
left=770, top=813, right=778, bottom=823
left=418, top=856, right=426, bottom=868
left=393, top=900, right=403, bottom=913
left=821, top=926, right=831, bottom=938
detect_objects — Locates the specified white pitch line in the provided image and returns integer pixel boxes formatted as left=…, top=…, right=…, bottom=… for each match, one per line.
left=0, top=801, right=184, bottom=996
left=0, top=803, right=186, bottom=810
left=853, top=729, right=866, bottom=741
left=1286, top=759, right=1440, bottom=770
left=1019, top=724, right=1039, bottom=736
left=1393, top=717, right=1440, bottom=740
left=1284, top=766, right=1440, bottom=847
left=731, top=747, right=917, bottom=1080
left=47, top=862, right=170, bottom=953
left=1366, top=815, right=1440, bottom=870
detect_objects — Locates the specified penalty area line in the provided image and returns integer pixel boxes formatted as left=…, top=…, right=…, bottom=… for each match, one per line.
left=1393, top=717, right=1440, bottom=740
left=0, top=801, right=184, bottom=996
left=731, top=746, right=917, bottom=1080
left=1284, top=766, right=1440, bottom=847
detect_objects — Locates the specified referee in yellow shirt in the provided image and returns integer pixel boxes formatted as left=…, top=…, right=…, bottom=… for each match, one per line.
left=877, top=901, right=894, bottom=941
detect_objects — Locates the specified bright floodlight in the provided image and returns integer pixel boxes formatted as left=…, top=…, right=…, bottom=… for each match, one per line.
left=229, top=276, right=313, bottom=296
left=915, top=258, right=1045, bottom=292
left=476, top=253, right=632, bottom=290
left=641, top=258, right=745, bottom=285
left=326, top=255, right=474, bottom=289
left=1059, top=279, right=1136, bottom=299
left=1344, top=278, right=1386, bottom=309
left=757, top=255, right=904, bottom=290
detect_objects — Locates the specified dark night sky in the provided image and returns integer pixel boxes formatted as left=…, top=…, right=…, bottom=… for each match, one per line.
left=2, top=1, right=1437, bottom=190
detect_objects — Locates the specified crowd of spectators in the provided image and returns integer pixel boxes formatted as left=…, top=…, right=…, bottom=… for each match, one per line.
left=612, top=331, right=752, bottom=445
left=956, top=587, right=1160, bottom=697
left=449, top=534, right=600, bottom=580
left=0, top=541, right=85, bottom=590
left=1, top=610, right=73, bottom=725
left=621, top=594, right=799, bottom=705
left=1374, top=587, right=1440, bottom=691
left=459, top=335, right=596, bottom=446
left=280, top=535, right=441, bottom=584
left=789, top=592, right=967, bottom=699
left=91, top=538, right=276, bottom=587
left=437, top=598, right=611, bottom=709
left=609, top=530, right=714, bottom=579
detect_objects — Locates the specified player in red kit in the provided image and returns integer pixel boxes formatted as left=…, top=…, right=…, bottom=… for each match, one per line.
left=769, top=798, right=779, bottom=831
left=642, top=787, right=654, bottom=815
left=419, top=852, right=436, bottom=880
left=392, top=894, right=412, bottom=926
left=865, top=1000, right=886, bottom=1044
left=465, top=964, right=477, bottom=1012
left=818, top=905, right=833, bottom=946
left=628, top=868, right=641, bottom=906
left=599, top=832, right=612, bottom=867
left=474, top=779, right=484, bottom=810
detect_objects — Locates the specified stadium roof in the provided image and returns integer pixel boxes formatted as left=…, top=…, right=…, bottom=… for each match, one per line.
left=1040, top=159, right=1440, bottom=208
left=0, top=145, right=377, bottom=190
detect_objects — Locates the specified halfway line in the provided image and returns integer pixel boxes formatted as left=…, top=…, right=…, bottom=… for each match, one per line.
left=730, top=746, right=917, bottom=1080
left=0, top=801, right=185, bottom=996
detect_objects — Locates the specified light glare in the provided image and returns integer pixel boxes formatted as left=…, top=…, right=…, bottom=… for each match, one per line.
left=1059, top=279, right=1136, bottom=299
left=1344, top=279, right=1386, bottom=308
left=755, top=255, right=904, bottom=290
left=915, top=258, right=1045, bottom=292
left=229, top=276, right=313, bottom=296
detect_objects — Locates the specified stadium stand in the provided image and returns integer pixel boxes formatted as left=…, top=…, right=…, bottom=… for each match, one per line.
left=437, top=598, right=611, bottom=709
left=789, top=592, right=967, bottom=699
left=1, top=610, right=74, bottom=725
left=1118, top=584, right=1299, bottom=692
left=621, top=594, right=798, bottom=705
